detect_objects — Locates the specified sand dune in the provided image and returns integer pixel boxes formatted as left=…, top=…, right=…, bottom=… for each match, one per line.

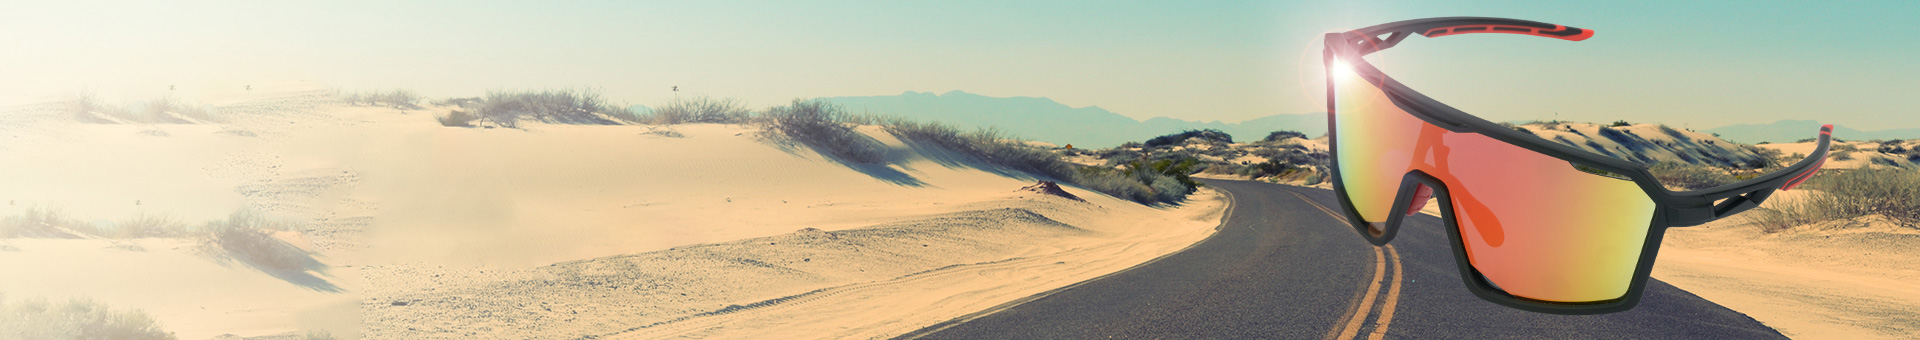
left=0, top=87, right=1224, bottom=339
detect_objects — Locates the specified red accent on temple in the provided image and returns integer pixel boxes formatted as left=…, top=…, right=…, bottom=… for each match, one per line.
left=1781, top=159, right=1825, bottom=191
left=1405, top=184, right=1433, bottom=216
left=1821, top=124, right=1834, bottom=135
left=1422, top=24, right=1593, bottom=41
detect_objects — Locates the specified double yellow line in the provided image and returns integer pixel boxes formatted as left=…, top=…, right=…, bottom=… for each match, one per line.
left=1283, top=190, right=1403, bottom=340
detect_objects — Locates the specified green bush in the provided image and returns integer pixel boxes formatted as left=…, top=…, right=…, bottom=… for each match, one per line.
left=1144, top=129, right=1232, bottom=147
left=1263, top=130, right=1308, bottom=142
left=0, top=294, right=175, bottom=340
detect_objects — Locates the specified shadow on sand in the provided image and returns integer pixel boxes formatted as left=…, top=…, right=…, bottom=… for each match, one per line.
left=205, top=229, right=342, bottom=293
left=766, top=132, right=931, bottom=187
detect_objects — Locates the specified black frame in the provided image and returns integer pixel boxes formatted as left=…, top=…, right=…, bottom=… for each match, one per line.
left=1324, top=17, right=1834, bottom=314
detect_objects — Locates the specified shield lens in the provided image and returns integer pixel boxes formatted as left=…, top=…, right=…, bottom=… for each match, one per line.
left=1330, top=56, right=1659, bottom=302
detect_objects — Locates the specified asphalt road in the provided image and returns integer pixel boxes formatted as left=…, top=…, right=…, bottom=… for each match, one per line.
left=901, top=179, right=1787, bottom=339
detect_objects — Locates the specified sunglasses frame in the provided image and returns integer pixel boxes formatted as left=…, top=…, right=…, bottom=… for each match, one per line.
left=1324, top=17, right=1833, bottom=314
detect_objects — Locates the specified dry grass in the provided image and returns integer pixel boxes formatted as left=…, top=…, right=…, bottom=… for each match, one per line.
left=768, top=100, right=884, bottom=164
left=436, top=109, right=478, bottom=127
left=1749, top=168, right=1920, bottom=232
left=198, top=210, right=319, bottom=274
left=645, top=95, right=754, bottom=125
left=342, top=89, right=423, bottom=109
left=0, top=207, right=97, bottom=239
left=67, top=92, right=218, bottom=124
left=1647, top=162, right=1739, bottom=191
left=469, top=89, right=635, bottom=128
left=113, top=213, right=188, bottom=239
left=884, top=119, right=1193, bottom=204
left=0, top=293, right=176, bottom=340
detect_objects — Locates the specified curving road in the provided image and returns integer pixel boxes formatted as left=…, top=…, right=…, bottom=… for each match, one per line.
left=900, top=179, right=1785, bottom=339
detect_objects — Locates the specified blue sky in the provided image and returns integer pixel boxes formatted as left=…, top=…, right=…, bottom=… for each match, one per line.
left=3, top=1, right=1916, bottom=131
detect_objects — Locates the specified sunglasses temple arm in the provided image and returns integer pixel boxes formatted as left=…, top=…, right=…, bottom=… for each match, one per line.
left=1340, top=17, right=1593, bottom=55
left=1667, top=125, right=1834, bottom=227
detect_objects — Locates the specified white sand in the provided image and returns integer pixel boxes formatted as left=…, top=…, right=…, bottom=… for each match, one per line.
left=0, top=88, right=1226, bottom=339
left=1654, top=190, right=1920, bottom=339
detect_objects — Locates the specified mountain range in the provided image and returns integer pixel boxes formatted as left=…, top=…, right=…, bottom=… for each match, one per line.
left=1705, top=120, right=1920, bottom=143
left=818, top=90, right=1324, bottom=148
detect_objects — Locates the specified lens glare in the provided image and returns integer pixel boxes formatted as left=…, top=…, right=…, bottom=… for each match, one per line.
left=1330, top=57, right=1658, bottom=302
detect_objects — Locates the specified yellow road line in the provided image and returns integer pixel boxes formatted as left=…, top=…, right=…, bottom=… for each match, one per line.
left=1368, top=245, right=1403, bottom=340
left=1336, top=245, right=1386, bottom=340
left=1282, top=188, right=1402, bottom=340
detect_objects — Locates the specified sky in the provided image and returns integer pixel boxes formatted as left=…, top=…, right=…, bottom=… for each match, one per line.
left=4, top=0, right=1917, bottom=131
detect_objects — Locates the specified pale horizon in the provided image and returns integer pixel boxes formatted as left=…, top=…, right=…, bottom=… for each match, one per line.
left=5, top=1, right=1917, bottom=130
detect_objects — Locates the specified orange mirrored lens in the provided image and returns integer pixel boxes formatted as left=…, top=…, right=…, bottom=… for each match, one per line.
left=1331, top=58, right=1658, bottom=302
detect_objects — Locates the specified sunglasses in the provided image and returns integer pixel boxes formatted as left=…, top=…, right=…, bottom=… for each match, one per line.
left=1324, top=17, right=1833, bottom=314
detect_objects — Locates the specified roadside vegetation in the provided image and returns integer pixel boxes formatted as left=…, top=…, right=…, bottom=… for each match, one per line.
left=1, top=207, right=323, bottom=273
left=341, top=89, right=423, bottom=109
left=1749, top=168, right=1920, bottom=232
left=68, top=91, right=219, bottom=124
left=437, top=89, right=638, bottom=128
left=748, top=99, right=1196, bottom=203
left=644, top=95, right=754, bottom=125
left=0, top=294, right=175, bottom=339
left=1074, top=129, right=1332, bottom=187
left=885, top=119, right=1196, bottom=203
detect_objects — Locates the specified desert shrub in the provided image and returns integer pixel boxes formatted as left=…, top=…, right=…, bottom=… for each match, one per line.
left=647, top=96, right=753, bottom=124
left=1073, top=167, right=1158, bottom=203
left=1145, top=129, right=1232, bottom=147
left=471, top=89, right=634, bottom=127
left=200, top=210, right=317, bottom=274
left=1612, top=120, right=1631, bottom=127
left=436, top=109, right=477, bottom=127
left=1832, top=150, right=1854, bottom=161
left=342, top=89, right=421, bottom=109
left=768, top=100, right=884, bottom=164
left=0, top=294, right=175, bottom=339
left=1803, top=168, right=1920, bottom=225
left=1131, top=158, right=1201, bottom=189
left=1, top=207, right=97, bottom=238
left=1647, top=162, right=1737, bottom=191
left=1263, top=130, right=1308, bottom=142
left=887, top=120, right=1190, bottom=204
left=1240, top=157, right=1304, bottom=178
left=1750, top=168, right=1920, bottom=231
left=113, top=213, right=186, bottom=239
left=138, top=96, right=192, bottom=124
left=376, top=89, right=422, bottom=109
left=68, top=91, right=120, bottom=123
left=435, top=97, right=483, bottom=108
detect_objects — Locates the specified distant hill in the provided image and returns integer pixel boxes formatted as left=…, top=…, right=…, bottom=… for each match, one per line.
left=1706, top=120, right=1920, bottom=143
left=820, top=91, right=1324, bottom=148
